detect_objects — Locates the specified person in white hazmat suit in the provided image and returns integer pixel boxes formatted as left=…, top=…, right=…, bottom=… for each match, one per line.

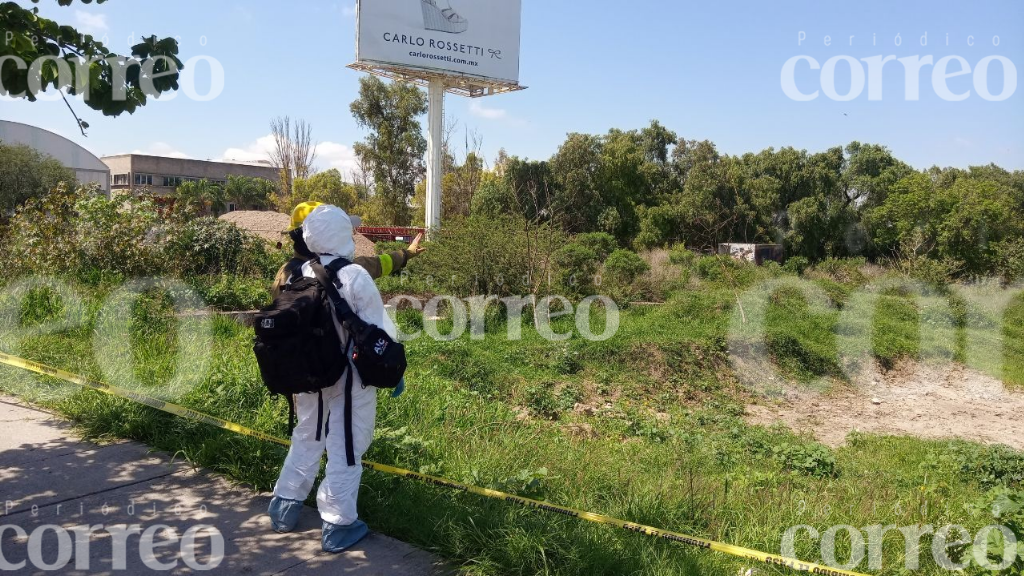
left=267, top=204, right=398, bottom=552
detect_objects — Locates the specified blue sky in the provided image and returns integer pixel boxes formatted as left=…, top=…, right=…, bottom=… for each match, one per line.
left=2, top=0, right=1022, bottom=171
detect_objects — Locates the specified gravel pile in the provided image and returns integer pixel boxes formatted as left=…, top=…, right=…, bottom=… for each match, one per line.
left=219, top=211, right=290, bottom=244
left=219, top=210, right=377, bottom=258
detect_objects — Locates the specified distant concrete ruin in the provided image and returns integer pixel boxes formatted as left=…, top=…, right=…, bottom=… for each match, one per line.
left=718, top=243, right=783, bottom=265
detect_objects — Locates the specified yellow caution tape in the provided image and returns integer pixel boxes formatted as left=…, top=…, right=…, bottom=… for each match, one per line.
left=0, top=351, right=868, bottom=576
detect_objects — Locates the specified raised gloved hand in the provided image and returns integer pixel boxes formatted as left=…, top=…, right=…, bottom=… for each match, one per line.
left=406, top=233, right=426, bottom=258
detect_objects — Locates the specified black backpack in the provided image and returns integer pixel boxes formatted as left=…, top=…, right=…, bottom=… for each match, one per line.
left=253, top=258, right=407, bottom=465
left=253, top=272, right=345, bottom=398
left=309, top=259, right=407, bottom=391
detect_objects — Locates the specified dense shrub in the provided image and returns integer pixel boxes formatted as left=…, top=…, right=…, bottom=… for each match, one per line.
left=1, top=185, right=281, bottom=283
left=162, top=217, right=277, bottom=278
left=574, top=232, right=617, bottom=260
left=552, top=243, right=600, bottom=297
left=807, top=257, right=867, bottom=285
left=2, top=184, right=160, bottom=280
left=375, top=240, right=409, bottom=255
left=668, top=244, right=697, bottom=267
left=0, top=143, right=76, bottom=217
left=994, top=239, right=1024, bottom=284
left=410, top=216, right=566, bottom=297
left=782, top=256, right=810, bottom=275
left=190, top=275, right=273, bottom=310
left=603, top=249, right=649, bottom=285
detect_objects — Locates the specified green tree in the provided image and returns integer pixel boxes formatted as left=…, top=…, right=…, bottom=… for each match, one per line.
left=175, top=179, right=225, bottom=216
left=0, top=142, right=76, bottom=217
left=225, top=175, right=275, bottom=211
left=350, top=76, right=427, bottom=225
left=0, top=0, right=182, bottom=134
left=470, top=172, right=515, bottom=219
left=292, top=169, right=358, bottom=213
left=550, top=133, right=605, bottom=233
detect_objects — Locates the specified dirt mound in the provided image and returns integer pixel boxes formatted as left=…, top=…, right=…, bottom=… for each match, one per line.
left=746, top=361, right=1024, bottom=450
left=219, top=211, right=290, bottom=243
left=219, top=210, right=376, bottom=258
left=354, top=233, right=376, bottom=259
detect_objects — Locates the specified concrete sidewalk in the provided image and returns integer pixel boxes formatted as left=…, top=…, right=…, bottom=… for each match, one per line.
left=0, top=396, right=448, bottom=575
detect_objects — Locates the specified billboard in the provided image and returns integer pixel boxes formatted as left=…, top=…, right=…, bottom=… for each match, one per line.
left=355, top=0, right=522, bottom=85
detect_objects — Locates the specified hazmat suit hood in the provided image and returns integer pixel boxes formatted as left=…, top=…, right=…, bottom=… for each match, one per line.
left=302, top=205, right=356, bottom=261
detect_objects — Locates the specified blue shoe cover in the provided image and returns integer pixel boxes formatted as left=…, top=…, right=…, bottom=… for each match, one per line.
left=268, top=496, right=304, bottom=533
left=322, top=520, right=369, bottom=553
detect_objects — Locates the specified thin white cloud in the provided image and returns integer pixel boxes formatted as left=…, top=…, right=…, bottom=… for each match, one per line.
left=221, top=135, right=277, bottom=163
left=221, top=135, right=358, bottom=174
left=317, top=141, right=359, bottom=175
left=342, top=4, right=357, bottom=17
left=469, top=100, right=507, bottom=120
left=74, top=11, right=109, bottom=35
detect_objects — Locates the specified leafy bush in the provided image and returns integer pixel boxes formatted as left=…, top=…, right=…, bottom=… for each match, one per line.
left=782, top=255, right=810, bottom=275
left=190, top=275, right=272, bottom=310
left=970, top=488, right=1024, bottom=573
left=410, top=216, right=566, bottom=297
left=2, top=184, right=160, bottom=280
left=552, top=243, right=600, bottom=297
left=574, top=232, right=617, bottom=260
left=375, top=240, right=409, bottom=255
left=668, top=245, right=697, bottom=267
left=162, top=217, right=275, bottom=278
left=950, top=442, right=1024, bottom=488
left=0, top=142, right=76, bottom=217
left=807, top=257, right=867, bottom=284
left=995, top=239, right=1024, bottom=284
left=603, top=250, right=649, bottom=285
left=771, top=441, right=838, bottom=478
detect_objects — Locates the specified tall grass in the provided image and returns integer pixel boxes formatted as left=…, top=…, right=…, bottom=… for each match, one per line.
left=1, top=260, right=1022, bottom=575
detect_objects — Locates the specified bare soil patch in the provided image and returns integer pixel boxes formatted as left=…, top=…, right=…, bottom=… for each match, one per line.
left=746, top=360, right=1024, bottom=450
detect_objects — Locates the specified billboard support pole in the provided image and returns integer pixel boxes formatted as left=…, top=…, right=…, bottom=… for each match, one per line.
left=425, top=78, right=445, bottom=234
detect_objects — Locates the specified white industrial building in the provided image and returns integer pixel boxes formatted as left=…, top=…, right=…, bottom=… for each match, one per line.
left=0, top=120, right=110, bottom=194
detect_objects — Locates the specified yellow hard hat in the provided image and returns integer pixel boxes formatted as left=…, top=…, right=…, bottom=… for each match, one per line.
left=288, top=201, right=322, bottom=231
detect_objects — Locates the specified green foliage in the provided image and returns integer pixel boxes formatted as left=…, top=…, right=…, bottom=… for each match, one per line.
left=949, top=443, right=1024, bottom=488
left=351, top=76, right=427, bottom=225
left=971, top=488, right=1024, bottom=573
left=0, top=1, right=181, bottom=128
left=770, top=441, right=838, bottom=478
left=668, top=244, right=697, bottom=267
left=0, top=143, right=76, bottom=216
left=783, top=255, right=810, bottom=275
left=2, top=183, right=158, bottom=279
left=190, top=275, right=272, bottom=311
left=807, top=257, right=866, bottom=285
left=161, top=217, right=274, bottom=278
left=552, top=243, right=600, bottom=297
left=410, top=216, right=565, bottom=297
left=375, top=240, right=409, bottom=255
left=573, top=232, right=617, bottom=260
left=225, top=176, right=276, bottom=211
left=174, top=179, right=225, bottom=216
left=603, top=250, right=648, bottom=284
left=994, top=239, right=1024, bottom=284
left=866, top=172, right=1021, bottom=277
left=292, top=169, right=358, bottom=213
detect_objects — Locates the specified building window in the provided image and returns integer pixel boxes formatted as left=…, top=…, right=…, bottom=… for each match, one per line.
left=113, top=174, right=129, bottom=186
left=134, top=173, right=153, bottom=186
left=162, top=176, right=183, bottom=187
left=227, top=203, right=236, bottom=212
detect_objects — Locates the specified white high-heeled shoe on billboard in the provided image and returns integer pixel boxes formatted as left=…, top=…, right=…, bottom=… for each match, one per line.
left=421, top=0, right=468, bottom=34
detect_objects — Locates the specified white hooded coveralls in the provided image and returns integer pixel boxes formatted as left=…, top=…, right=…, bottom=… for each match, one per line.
left=272, top=205, right=395, bottom=526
